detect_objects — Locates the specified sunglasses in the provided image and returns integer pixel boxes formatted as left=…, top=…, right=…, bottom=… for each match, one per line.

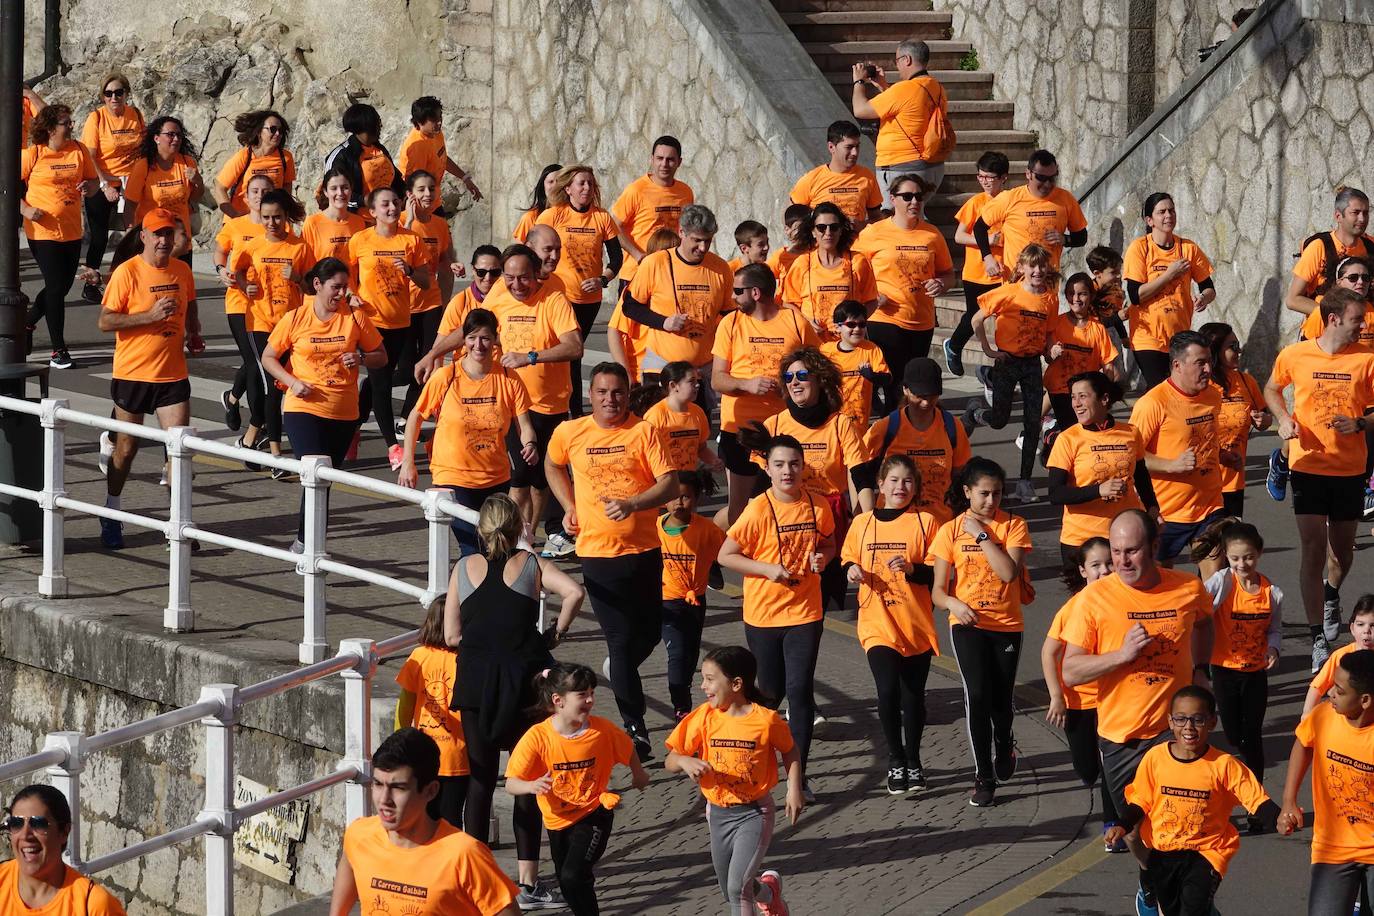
left=1030, top=171, right=1059, bottom=184
left=892, top=192, right=922, bottom=203
left=472, top=268, right=499, bottom=278
left=732, top=286, right=757, bottom=295
left=158, top=131, right=183, bottom=140
left=264, top=125, right=283, bottom=134
left=5, top=815, right=51, bottom=832
left=781, top=369, right=811, bottom=383
left=1168, top=714, right=1209, bottom=728
left=103, top=88, right=127, bottom=98
left=1343, top=273, right=1371, bottom=283
left=55, top=119, right=73, bottom=128
left=814, top=223, right=841, bottom=233
left=840, top=320, right=867, bottom=329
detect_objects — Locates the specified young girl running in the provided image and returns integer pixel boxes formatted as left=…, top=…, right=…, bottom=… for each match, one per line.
left=666, top=646, right=804, bottom=916
left=641, top=361, right=722, bottom=472
left=213, top=172, right=274, bottom=433
left=400, top=169, right=457, bottom=423
left=303, top=168, right=366, bottom=263
left=841, top=454, right=941, bottom=794
left=506, top=664, right=649, bottom=916
left=1042, top=272, right=1119, bottom=433
left=931, top=457, right=1032, bottom=808
left=659, top=470, right=727, bottom=719
left=395, top=597, right=468, bottom=828
left=1041, top=537, right=1126, bottom=851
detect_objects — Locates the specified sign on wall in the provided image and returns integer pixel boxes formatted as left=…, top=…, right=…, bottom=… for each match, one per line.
left=233, top=775, right=310, bottom=884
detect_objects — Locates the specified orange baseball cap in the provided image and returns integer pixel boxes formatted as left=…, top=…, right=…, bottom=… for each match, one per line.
left=142, top=208, right=179, bottom=233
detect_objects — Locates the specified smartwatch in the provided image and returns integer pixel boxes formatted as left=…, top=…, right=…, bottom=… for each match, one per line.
left=527, top=350, right=539, bottom=366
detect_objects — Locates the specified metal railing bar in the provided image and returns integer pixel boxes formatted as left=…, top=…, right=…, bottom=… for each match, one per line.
left=316, top=464, right=427, bottom=505
left=316, top=559, right=429, bottom=600
left=180, top=434, right=301, bottom=472
left=84, top=700, right=224, bottom=754
left=0, top=748, right=66, bottom=784
left=0, top=481, right=40, bottom=501
left=238, top=654, right=359, bottom=704
left=374, top=629, right=421, bottom=659
left=52, top=408, right=170, bottom=446
left=230, top=768, right=359, bottom=825
left=53, top=497, right=169, bottom=535
left=0, top=398, right=42, bottom=417
left=180, top=526, right=299, bottom=565
left=82, top=817, right=217, bottom=874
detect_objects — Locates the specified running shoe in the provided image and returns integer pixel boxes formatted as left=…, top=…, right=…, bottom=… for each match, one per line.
left=221, top=390, right=241, bottom=432
left=271, top=465, right=292, bottom=481
left=99, top=517, right=124, bottom=550
left=968, top=778, right=996, bottom=807
left=707, top=562, right=725, bottom=592
left=1313, top=634, right=1332, bottom=674
left=602, top=656, right=612, bottom=679
left=387, top=443, right=405, bottom=471
left=394, top=418, right=407, bottom=438
left=994, top=739, right=1019, bottom=783
left=515, top=880, right=564, bottom=911
left=905, top=767, right=928, bottom=791
left=289, top=539, right=305, bottom=555
left=541, top=531, right=577, bottom=559
left=627, top=722, right=653, bottom=762
left=757, top=870, right=789, bottom=916
left=886, top=766, right=907, bottom=795
left=1103, top=822, right=1129, bottom=853
left=961, top=403, right=981, bottom=436
left=943, top=338, right=964, bottom=377
left=1266, top=448, right=1288, bottom=501
left=158, top=465, right=169, bottom=487
left=343, top=429, right=362, bottom=464
left=1364, top=489, right=1374, bottom=521
left=81, top=282, right=103, bottom=304
left=1134, top=886, right=1159, bottom=916
left=49, top=348, right=72, bottom=370
left=1008, top=479, right=1036, bottom=504
left=236, top=435, right=264, bottom=472
left=801, top=780, right=816, bottom=804
left=975, top=364, right=993, bottom=403
left=97, top=431, right=114, bottom=477
left=812, top=709, right=827, bottom=727
left=1324, top=593, right=1343, bottom=644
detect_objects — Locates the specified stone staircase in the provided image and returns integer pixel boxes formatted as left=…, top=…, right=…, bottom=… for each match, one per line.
left=773, top=0, right=1036, bottom=369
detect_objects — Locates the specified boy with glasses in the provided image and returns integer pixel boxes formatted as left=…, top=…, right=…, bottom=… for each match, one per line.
left=974, top=150, right=1088, bottom=282
left=821, top=299, right=891, bottom=426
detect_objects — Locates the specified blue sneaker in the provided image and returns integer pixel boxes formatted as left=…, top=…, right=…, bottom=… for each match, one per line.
left=1266, top=447, right=1288, bottom=501
left=100, top=517, right=124, bottom=550
left=1135, top=886, right=1159, bottom=916
left=943, top=338, right=964, bottom=377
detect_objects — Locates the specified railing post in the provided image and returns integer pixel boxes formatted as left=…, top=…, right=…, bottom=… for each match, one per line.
left=37, top=399, right=67, bottom=597
left=297, top=456, right=331, bottom=664
left=42, top=732, right=84, bottom=867
left=422, top=488, right=450, bottom=611
left=197, top=684, right=238, bottom=916
left=164, top=426, right=195, bottom=631
left=338, top=638, right=376, bottom=825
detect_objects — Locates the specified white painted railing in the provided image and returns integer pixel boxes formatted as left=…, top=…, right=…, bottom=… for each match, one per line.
left=0, top=394, right=471, bottom=663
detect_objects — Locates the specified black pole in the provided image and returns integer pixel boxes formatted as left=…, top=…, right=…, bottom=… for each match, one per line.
left=0, top=0, right=27, bottom=378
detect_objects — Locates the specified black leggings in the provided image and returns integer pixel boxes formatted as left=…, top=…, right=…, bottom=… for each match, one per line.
left=83, top=190, right=118, bottom=270
left=977, top=354, right=1044, bottom=481
left=865, top=646, right=933, bottom=769
left=1063, top=707, right=1120, bottom=824
left=247, top=330, right=283, bottom=443
left=26, top=238, right=82, bottom=351
left=569, top=300, right=601, bottom=418
left=949, top=280, right=998, bottom=354
left=1147, top=849, right=1220, bottom=916
left=950, top=624, right=1022, bottom=781
left=461, top=717, right=542, bottom=861
left=226, top=312, right=252, bottom=401
left=428, top=774, right=469, bottom=829
left=1211, top=665, right=1268, bottom=775
left=1135, top=349, right=1170, bottom=390
left=357, top=326, right=409, bottom=447
left=1222, top=489, right=1245, bottom=518
left=582, top=551, right=664, bottom=730
left=745, top=620, right=824, bottom=766
left=281, top=412, right=358, bottom=540
left=549, top=806, right=613, bottom=916
left=400, top=307, right=443, bottom=421
left=1048, top=392, right=1075, bottom=430
left=662, top=598, right=706, bottom=715
left=867, top=321, right=934, bottom=414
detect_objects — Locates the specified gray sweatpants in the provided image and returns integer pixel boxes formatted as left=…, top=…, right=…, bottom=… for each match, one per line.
left=707, top=795, right=775, bottom=915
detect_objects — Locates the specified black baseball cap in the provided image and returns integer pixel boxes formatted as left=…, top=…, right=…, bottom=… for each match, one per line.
left=903, top=358, right=942, bottom=396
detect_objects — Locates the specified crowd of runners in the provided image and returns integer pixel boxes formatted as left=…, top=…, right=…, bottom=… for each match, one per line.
left=10, top=32, right=1374, bottom=916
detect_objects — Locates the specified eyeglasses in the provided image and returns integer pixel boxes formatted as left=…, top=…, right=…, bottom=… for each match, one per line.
left=892, top=192, right=922, bottom=203
left=1343, top=273, right=1371, bottom=283
left=976, top=172, right=1006, bottom=182
left=103, top=88, right=127, bottom=98
left=158, top=131, right=183, bottom=140
left=840, top=320, right=867, bottom=329
left=264, top=125, right=283, bottom=135
left=472, top=268, right=499, bottom=278
left=1030, top=171, right=1059, bottom=184
left=55, top=119, right=73, bottom=128
left=4, top=815, right=51, bottom=833
left=781, top=369, right=811, bottom=383
left=814, top=223, right=841, bottom=233
left=732, top=286, right=757, bottom=295
left=1168, top=714, right=1210, bottom=728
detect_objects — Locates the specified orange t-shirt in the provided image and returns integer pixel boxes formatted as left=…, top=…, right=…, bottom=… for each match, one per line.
left=1311, top=643, right=1363, bottom=699
left=780, top=251, right=878, bottom=338
left=0, top=862, right=125, bottom=915
left=348, top=227, right=430, bottom=329
left=547, top=415, right=674, bottom=558
left=102, top=257, right=196, bottom=384
left=955, top=191, right=1006, bottom=285
left=506, top=716, right=634, bottom=831
left=665, top=702, right=795, bottom=807
left=20, top=141, right=97, bottom=242
left=397, top=128, right=447, bottom=181
left=1294, top=701, right=1374, bottom=864
left=412, top=363, right=531, bottom=488
left=1061, top=570, right=1213, bottom=743
left=611, top=175, right=694, bottom=280
left=267, top=303, right=384, bottom=421
left=233, top=235, right=314, bottom=332
left=1122, top=235, right=1213, bottom=351
left=1126, top=743, right=1270, bottom=876
left=126, top=152, right=198, bottom=235
left=1043, top=314, right=1118, bottom=394
left=977, top=283, right=1055, bottom=357
left=1207, top=570, right=1280, bottom=672
left=1129, top=381, right=1224, bottom=524
left=929, top=510, right=1032, bottom=632
left=357, top=144, right=397, bottom=200
left=80, top=106, right=144, bottom=177
left=1294, top=235, right=1374, bottom=296
left=437, top=287, right=485, bottom=340
left=215, top=147, right=297, bottom=212
left=1213, top=373, right=1264, bottom=493
left=512, top=208, right=539, bottom=242
left=841, top=509, right=942, bottom=655
left=20, top=96, right=34, bottom=151
left=789, top=164, right=881, bottom=226
left=728, top=490, right=836, bottom=627
left=396, top=645, right=469, bottom=777
left=403, top=212, right=453, bottom=313
left=749, top=409, right=870, bottom=498
left=659, top=514, right=727, bottom=603
left=1300, top=299, right=1374, bottom=346
left=342, top=816, right=518, bottom=915
left=767, top=247, right=804, bottom=283
left=302, top=210, right=367, bottom=263
left=1271, top=339, right=1374, bottom=477
left=215, top=215, right=266, bottom=316
left=1047, top=594, right=1096, bottom=710
left=868, top=75, right=943, bottom=166
left=977, top=185, right=1087, bottom=273
left=628, top=249, right=734, bottom=365
left=484, top=280, right=580, bottom=415
left=1045, top=421, right=1147, bottom=546
left=862, top=407, right=972, bottom=524
left=821, top=339, right=890, bottom=426
left=853, top=220, right=953, bottom=331
left=642, top=399, right=709, bottom=471
left=536, top=205, right=618, bottom=306
left=712, top=307, right=820, bottom=433
left=607, top=297, right=647, bottom=381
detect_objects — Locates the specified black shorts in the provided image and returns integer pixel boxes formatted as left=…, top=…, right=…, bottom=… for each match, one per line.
left=1292, top=470, right=1365, bottom=521
left=507, top=409, right=567, bottom=489
left=718, top=430, right=759, bottom=477
left=110, top=378, right=191, bottom=415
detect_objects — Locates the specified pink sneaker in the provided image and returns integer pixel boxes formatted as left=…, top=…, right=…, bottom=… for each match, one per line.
left=755, top=870, right=788, bottom=915
left=387, top=443, right=405, bottom=471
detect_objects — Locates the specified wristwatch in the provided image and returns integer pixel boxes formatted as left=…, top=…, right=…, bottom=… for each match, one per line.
left=974, top=531, right=989, bottom=544
left=527, top=350, right=538, bottom=366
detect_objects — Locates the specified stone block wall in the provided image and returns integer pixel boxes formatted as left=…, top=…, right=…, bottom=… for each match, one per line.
left=1154, top=0, right=1234, bottom=102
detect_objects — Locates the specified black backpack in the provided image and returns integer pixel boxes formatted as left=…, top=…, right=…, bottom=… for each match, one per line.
left=1300, top=230, right=1374, bottom=287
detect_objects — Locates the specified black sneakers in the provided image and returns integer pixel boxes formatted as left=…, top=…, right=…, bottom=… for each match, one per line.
left=968, top=778, right=996, bottom=807
left=905, top=767, right=928, bottom=791
left=994, top=739, right=1019, bottom=784
left=886, top=766, right=906, bottom=795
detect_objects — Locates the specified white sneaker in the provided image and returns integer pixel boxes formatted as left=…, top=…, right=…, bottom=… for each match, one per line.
left=98, top=431, right=114, bottom=477
left=1010, top=479, right=1036, bottom=504
left=541, top=531, right=576, bottom=558
left=515, top=880, right=564, bottom=911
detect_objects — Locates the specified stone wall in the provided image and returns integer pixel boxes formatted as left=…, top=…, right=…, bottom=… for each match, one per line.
left=1154, top=0, right=1233, bottom=102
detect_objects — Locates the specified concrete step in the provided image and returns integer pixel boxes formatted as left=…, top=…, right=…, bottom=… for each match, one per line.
left=805, top=38, right=972, bottom=71
left=931, top=292, right=997, bottom=372
left=827, top=68, right=994, bottom=100
left=782, top=10, right=953, bottom=42
left=774, top=0, right=934, bottom=11
left=948, top=99, right=1016, bottom=131
left=944, top=128, right=1038, bottom=162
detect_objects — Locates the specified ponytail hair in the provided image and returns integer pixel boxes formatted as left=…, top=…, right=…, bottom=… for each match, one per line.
left=628, top=380, right=667, bottom=418
left=477, top=492, right=524, bottom=562
left=533, top=663, right=598, bottom=714
left=1189, top=516, right=1261, bottom=565
left=736, top=427, right=805, bottom=463
left=703, top=646, right=765, bottom=704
